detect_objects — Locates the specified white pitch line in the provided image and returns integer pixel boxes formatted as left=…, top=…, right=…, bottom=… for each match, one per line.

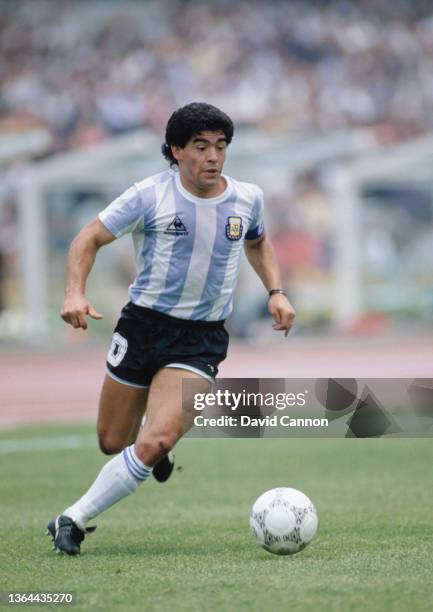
left=0, top=435, right=96, bottom=454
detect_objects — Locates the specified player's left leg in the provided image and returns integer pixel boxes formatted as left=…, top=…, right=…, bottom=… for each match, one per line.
left=47, top=368, right=209, bottom=555
left=134, top=367, right=209, bottom=465
left=135, top=414, right=175, bottom=483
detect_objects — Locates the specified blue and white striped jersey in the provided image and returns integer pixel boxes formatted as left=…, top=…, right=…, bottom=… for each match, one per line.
left=98, top=168, right=264, bottom=321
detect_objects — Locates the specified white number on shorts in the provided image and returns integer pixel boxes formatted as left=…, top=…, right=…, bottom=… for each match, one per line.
left=107, top=332, right=128, bottom=367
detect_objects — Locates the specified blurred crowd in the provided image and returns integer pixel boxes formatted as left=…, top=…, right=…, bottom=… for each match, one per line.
left=2, top=0, right=433, bottom=151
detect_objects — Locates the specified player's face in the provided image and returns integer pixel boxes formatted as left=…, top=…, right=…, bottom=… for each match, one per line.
left=172, top=131, right=227, bottom=196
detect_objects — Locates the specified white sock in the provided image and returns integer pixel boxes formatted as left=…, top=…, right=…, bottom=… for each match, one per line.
left=63, top=444, right=152, bottom=530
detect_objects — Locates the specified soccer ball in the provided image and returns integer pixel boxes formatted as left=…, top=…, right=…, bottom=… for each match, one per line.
left=250, top=487, right=318, bottom=555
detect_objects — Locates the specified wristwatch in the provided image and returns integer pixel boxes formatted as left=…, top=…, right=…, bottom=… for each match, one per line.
left=268, top=288, right=287, bottom=297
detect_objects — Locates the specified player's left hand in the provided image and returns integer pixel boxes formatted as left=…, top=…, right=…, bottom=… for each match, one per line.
left=268, top=294, right=296, bottom=337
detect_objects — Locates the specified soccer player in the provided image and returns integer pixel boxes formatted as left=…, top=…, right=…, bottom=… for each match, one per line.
left=47, top=102, right=295, bottom=555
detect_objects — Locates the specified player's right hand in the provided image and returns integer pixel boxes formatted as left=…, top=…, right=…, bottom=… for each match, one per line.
left=60, top=294, right=103, bottom=330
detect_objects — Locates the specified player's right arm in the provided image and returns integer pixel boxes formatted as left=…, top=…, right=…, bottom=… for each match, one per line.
left=61, top=218, right=116, bottom=330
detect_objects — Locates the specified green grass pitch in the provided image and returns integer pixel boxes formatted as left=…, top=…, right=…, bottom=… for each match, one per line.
left=1, top=425, right=433, bottom=611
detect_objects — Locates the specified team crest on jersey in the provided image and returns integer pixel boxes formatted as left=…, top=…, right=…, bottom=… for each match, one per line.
left=225, top=216, right=243, bottom=241
left=164, top=215, right=188, bottom=236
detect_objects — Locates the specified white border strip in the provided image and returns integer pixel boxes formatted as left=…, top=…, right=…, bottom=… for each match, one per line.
left=164, top=362, right=215, bottom=384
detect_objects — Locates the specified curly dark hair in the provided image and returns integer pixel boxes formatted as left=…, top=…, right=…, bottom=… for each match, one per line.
left=161, top=102, right=234, bottom=166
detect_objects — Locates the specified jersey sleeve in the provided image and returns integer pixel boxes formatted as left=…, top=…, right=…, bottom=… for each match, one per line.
left=245, top=186, right=265, bottom=240
left=98, top=185, right=144, bottom=238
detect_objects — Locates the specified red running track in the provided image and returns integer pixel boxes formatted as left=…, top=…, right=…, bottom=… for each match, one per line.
left=1, top=334, right=432, bottom=429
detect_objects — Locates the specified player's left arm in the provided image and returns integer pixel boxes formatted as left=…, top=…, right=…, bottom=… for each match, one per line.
left=244, top=234, right=296, bottom=337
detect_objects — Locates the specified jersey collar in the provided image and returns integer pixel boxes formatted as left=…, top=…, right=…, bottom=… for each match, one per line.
left=174, top=170, right=232, bottom=205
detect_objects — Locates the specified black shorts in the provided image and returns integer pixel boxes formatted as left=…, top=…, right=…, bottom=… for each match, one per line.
left=106, top=302, right=229, bottom=388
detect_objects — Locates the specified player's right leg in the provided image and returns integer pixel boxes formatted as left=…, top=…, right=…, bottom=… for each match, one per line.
left=96, top=374, right=148, bottom=455
left=97, top=375, right=175, bottom=482
left=46, top=375, right=148, bottom=555
left=46, top=375, right=175, bottom=555
left=46, top=367, right=209, bottom=556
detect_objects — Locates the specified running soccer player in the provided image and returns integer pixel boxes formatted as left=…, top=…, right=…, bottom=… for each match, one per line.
left=47, top=102, right=296, bottom=555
